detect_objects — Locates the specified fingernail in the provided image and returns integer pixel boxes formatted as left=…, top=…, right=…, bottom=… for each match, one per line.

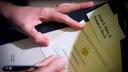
left=79, top=23, right=85, bottom=29
left=42, top=35, right=50, bottom=46
left=42, top=41, right=49, bottom=47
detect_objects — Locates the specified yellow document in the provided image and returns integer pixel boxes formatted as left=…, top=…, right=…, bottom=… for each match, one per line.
left=42, top=21, right=122, bottom=72
left=87, top=3, right=125, bottom=48
left=83, top=21, right=122, bottom=72
left=40, top=21, right=122, bottom=72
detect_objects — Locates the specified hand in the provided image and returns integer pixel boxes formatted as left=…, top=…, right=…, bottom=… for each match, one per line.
left=27, top=56, right=66, bottom=72
left=0, top=1, right=94, bottom=46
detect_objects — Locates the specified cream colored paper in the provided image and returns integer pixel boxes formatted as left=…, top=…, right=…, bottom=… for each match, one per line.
left=83, top=21, right=122, bottom=72
left=87, top=4, right=125, bottom=48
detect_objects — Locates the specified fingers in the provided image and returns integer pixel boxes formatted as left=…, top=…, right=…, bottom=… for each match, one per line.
left=34, top=56, right=66, bottom=72
left=41, top=57, right=66, bottom=72
left=23, top=1, right=94, bottom=46
left=22, top=25, right=49, bottom=46
left=50, top=11, right=84, bottom=29
left=39, top=1, right=94, bottom=30
left=56, top=1, right=94, bottom=13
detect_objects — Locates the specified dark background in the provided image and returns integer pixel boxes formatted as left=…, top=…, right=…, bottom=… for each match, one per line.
left=0, top=0, right=127, bottom=72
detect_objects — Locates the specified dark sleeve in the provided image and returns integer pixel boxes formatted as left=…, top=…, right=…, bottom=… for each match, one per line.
left=2, top=0, right=29, bottom=6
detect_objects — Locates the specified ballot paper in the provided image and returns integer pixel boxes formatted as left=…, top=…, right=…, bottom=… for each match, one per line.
left=83, top=21, right=122, bottom=72
left=87, top=3, right=125, bottom=48
left=0, top=3, right=125, bottom=72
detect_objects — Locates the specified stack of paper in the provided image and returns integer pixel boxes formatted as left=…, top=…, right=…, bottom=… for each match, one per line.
left=41, top=3, right=125, bottom=72
left=0, top=3, right=125, bottom=72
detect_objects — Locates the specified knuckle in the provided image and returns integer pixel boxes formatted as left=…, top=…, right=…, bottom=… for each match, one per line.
left=42, top=7, right=51, bottom=12
left=58, top=3, right=75, bottom=8
left=58, top=3, right=69, bottom=7
left=64, top=14, right=69, bottom=18
left=41, top=7, right=55, bottom=13
left=40, top=7, right=55, bottom=19
left=21, top=24, right=29, bottom=32
left=21, top=24, right=33, bottom=34
left=62, top=15, right=70, bottom=21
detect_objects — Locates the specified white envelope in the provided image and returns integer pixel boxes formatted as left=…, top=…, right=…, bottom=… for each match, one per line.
left=0, top=20, right=85, bottom=72
left=0, top=26, right=66, bottom=72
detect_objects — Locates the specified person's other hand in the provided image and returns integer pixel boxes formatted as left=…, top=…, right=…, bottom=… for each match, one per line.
left=3, top=1, right=94, bottom=46
left=27, top=56, right=66, bottom=72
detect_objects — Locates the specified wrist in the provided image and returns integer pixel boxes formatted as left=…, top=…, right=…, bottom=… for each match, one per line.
left=0, top=1, right=20, bottom=18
